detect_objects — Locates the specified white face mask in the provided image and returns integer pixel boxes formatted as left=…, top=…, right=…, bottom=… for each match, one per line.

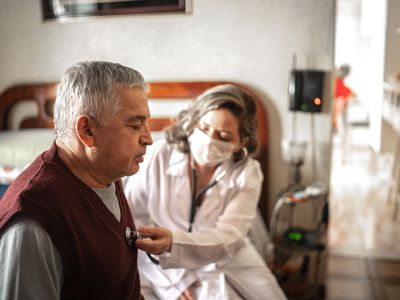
left=189, top=128, right=236, bottom=166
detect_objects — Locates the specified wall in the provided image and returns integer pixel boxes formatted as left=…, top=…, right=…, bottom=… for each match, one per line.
left=0, top=0, right=336, bottom=219
left=381, top=0, right=400, bottom=153
left=385, top=0, right=400, bottom=80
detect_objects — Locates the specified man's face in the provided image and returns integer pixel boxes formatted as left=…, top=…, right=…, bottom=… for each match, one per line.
left=91, top=87, right=153, bottom=184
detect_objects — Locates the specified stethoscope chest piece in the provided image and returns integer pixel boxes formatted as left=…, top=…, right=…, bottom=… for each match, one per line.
left=125, top=226, right=141, bottom=247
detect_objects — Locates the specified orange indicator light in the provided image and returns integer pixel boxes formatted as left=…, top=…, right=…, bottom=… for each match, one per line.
left=314, top=98, right=321, bottom=106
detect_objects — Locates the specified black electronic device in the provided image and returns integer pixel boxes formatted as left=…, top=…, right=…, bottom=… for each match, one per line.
left=289, top=70, right=325, bottom=113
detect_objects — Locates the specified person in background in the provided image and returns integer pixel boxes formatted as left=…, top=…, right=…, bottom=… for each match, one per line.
left=333, top=64, right=354, bottom=129
left=125, top=84, right=287, bottom=300
left=0, top=61, right=171, bottom=299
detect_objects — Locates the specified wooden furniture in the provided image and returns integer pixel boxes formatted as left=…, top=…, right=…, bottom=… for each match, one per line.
left=0, top=81, right=270, bottom=223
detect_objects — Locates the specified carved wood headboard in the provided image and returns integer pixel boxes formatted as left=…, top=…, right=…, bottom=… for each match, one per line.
left=0, top=81, right=269, bottom=223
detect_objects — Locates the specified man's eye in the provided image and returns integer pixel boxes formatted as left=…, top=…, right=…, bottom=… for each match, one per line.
left=129, top=123, right=141, bottom=130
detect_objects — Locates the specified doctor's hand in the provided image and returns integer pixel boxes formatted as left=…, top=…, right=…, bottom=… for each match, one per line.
left=135, top=226, right=172, bottom=255
left=179, top=281, right=201, bottom=300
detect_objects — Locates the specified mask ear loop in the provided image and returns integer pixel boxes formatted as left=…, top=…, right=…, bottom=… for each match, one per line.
left=242, top=147, right=248, bottom=160
left=235, top=146, right=248, bottom=164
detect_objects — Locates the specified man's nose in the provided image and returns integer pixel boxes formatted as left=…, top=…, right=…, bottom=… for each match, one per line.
left=140, top=124, right=153, bottom=146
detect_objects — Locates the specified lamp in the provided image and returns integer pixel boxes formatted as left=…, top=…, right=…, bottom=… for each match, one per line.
left=282, top=140, right=307, bottom=191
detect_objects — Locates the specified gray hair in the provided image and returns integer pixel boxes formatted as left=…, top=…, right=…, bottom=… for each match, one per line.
left=54, top=61, right=147, bottom=144
left=337, top=64, right=351, bottom=78
left=165, top=84, right=258, bottom=159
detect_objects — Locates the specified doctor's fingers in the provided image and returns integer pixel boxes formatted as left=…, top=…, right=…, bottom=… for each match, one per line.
left=138, top=227, right=172, bottom=252
left=135, top=227, right=172, bottom=254
left=138, top=226, right=171, bottom=239
left=179, top=287, right=197, bottom=300
left=135, top=238, right=170, bottom=255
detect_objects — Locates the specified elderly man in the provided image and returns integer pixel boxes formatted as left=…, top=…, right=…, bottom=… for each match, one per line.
left=0, top=61, right=171, bottom=299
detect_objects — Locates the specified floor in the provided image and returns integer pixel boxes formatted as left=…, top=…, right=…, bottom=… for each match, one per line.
left=326, top=254, right=400, bottom=300
left=325, top=121, right=400, bottom=300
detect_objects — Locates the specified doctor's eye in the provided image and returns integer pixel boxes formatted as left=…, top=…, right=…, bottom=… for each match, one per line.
left=217, top=132, right=234, bottom=142
left=198, top=123, right=209, bottom=132
left=218, top=135, right=231, bottom=142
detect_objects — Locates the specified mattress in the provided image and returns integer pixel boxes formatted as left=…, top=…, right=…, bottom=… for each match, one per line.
left=0, top=129, right=54, bottom=196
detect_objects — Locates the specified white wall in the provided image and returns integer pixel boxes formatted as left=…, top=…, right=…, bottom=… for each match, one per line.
left=0, top=0, right=336, bottom=219
left=385, top=0, right=400, bottom=80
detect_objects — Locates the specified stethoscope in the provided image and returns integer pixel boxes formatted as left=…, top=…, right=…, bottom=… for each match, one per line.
left=187, top=146, right=249, bottom=232
left=188, top=166, right=226, bottom=232
left=125, top=165, right=227, bottom=266
left=125, top=226, right=160, bottom=265
left=125, top=150, right=245, bottom=264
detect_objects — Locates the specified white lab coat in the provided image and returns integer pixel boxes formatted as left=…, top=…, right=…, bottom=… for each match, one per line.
left=125, top=139, right=286, bottom=300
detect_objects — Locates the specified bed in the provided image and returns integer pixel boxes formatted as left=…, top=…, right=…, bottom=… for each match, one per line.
left=0, top=81, right=269, bottom=224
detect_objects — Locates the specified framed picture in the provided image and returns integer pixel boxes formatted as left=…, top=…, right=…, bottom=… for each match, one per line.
left=41, top=0, right=191, bottom=20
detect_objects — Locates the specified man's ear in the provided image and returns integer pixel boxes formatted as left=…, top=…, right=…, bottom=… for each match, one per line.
left=75, top=115, right=95, bottom=147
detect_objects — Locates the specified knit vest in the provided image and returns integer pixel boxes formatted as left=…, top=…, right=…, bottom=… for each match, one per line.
left=0, top=143, right=142, bottom=300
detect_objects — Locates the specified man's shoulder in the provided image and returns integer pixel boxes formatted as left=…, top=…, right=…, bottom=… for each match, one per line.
left=17, top=157, right=67, bottom=193
left=0, top=215, right=48, bottom=240
left=3, top=152, right=82, bottom=214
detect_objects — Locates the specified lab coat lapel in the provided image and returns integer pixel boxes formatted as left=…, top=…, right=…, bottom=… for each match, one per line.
left=166, top=149, right=188, bottom=176
left=166, top=149, right=192, bottom=220
left=194, top=161, right=233, bottom=224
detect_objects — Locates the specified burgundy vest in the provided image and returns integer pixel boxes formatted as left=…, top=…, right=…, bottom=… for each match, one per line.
left=0, top=143, right=142, bottom=300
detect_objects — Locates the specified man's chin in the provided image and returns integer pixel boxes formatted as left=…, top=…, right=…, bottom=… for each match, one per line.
left=126, top=164, right=140, bottom=176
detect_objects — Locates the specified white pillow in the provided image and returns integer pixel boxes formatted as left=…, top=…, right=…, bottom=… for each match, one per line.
left=0, top=129, right=54, bottom=170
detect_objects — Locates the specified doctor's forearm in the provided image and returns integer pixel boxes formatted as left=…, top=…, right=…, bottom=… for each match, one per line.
left=159, top=228, right=247, bottom=269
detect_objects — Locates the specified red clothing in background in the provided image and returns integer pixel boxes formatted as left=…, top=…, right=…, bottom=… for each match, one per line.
left=333, top=78, right=352, bottom=128
left=335, top=78, right=352, bottom=102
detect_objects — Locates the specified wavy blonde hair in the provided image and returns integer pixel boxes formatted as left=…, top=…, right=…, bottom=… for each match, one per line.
left=165, top=84, right=258, bottom=160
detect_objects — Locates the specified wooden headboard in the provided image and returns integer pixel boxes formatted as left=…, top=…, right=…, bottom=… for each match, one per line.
left=0, top=82, right=269, bottom=223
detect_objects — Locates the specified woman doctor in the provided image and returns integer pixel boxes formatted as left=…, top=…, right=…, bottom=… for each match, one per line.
left=125, top=84, right=286, bottom=300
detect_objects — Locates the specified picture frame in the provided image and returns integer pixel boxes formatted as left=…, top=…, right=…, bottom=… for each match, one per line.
left=41, top=0, right=191, bottom=21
